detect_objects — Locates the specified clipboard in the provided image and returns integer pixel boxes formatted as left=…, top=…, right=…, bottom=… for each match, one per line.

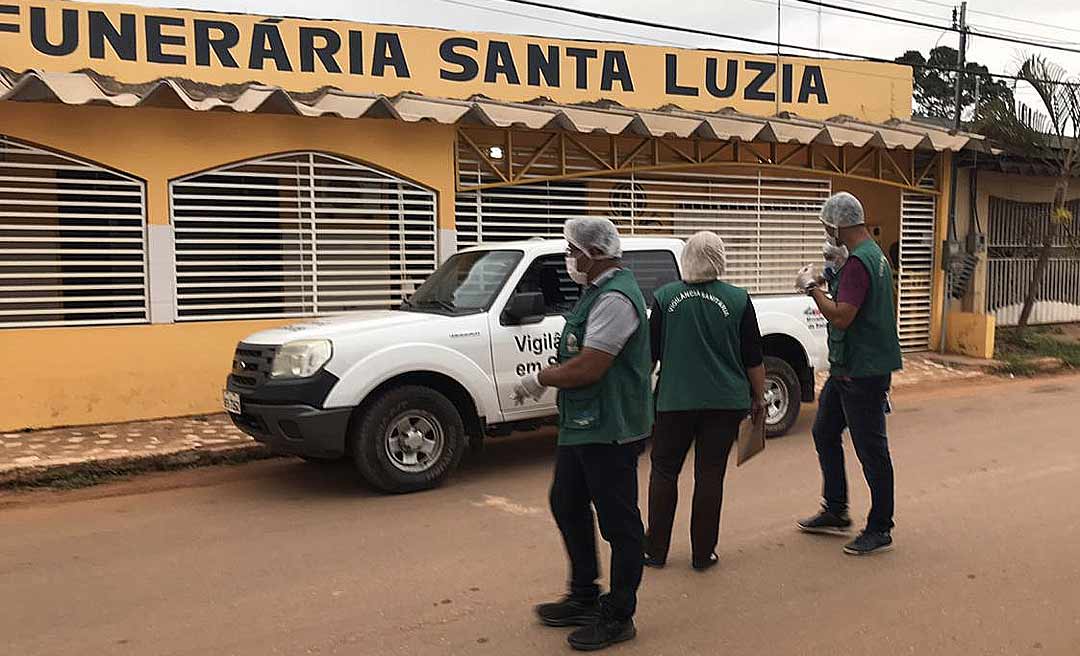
left=736, top=410, right=766, bottom=466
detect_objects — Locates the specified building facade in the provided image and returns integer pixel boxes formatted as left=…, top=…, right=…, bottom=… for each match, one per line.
left=0, top=0, right=983, bottom=430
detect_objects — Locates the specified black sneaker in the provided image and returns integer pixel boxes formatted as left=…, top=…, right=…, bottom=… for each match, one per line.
left=692, top=552, right=719, bottom=571
left=568, top=617, right=636, bottom=651
left=843, top=531, right=893, bottom=556
left=535, top=596, right=600, bottom=627
left=797, top=509, right=853, bottom=536
left=643, top=551, right=666, bottom=569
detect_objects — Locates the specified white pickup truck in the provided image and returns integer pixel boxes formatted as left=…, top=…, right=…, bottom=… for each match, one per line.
left=225, top=238, right=827, bottom=493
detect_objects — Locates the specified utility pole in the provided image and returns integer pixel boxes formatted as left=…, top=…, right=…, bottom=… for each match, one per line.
left=940, top=1, right=967, bottom=353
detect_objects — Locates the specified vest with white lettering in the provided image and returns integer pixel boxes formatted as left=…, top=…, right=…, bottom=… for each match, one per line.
left=653, top=280, right=752, bottom=412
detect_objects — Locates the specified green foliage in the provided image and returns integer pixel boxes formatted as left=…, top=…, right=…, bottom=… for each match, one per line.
left=895, top=46, right=1012, bottom=118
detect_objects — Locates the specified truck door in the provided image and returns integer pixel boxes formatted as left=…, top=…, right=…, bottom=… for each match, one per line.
left=491, top=254, right=579, bottom=419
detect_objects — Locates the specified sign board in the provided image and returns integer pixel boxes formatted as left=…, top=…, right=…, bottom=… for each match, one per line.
left=0, top=0, right=913, bottom=121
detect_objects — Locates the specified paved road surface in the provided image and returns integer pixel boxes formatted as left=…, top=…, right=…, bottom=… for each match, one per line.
left=2, top=375, right=1078, bottom=656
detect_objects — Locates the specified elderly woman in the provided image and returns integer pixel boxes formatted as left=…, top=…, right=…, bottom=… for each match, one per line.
left=644, top=231, right=766, bottom=571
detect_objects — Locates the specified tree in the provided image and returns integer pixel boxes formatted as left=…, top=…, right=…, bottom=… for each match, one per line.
left=895, top=46, right=1013, bottom=119
left=974, top=56, right=1080, bottom=330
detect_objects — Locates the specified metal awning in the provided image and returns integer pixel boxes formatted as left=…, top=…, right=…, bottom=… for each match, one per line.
left=0, top=67, right=991, bottom=153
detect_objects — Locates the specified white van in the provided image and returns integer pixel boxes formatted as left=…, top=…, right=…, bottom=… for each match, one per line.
left=225, top=238, right=827, bottom=493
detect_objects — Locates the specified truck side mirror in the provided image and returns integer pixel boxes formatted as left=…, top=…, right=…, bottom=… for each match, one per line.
left=502, top=292, right=546, bottom=326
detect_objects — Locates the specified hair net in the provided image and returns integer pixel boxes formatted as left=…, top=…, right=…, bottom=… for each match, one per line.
left=563, top=217, right=622, bottom=259
left=820, top=192, right=865, bottom=229
left=681, top=231, right=727, bottom=283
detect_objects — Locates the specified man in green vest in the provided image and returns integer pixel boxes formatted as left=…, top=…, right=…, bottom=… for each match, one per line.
left=511, top=217, right=652, bottom=651
left=795, top=191, right=903, bottom=556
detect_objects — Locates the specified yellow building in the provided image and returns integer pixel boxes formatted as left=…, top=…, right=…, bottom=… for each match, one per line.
left=1, top=0, right=987, bottom=430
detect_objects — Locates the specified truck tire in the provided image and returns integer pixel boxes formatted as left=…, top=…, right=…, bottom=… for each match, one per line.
left=764, top=356, right=801, bottom=438
left=350, top=385, right=465, bottom=494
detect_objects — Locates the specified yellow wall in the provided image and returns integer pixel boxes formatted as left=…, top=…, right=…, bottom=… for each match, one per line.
left=0, top=101, right=457, bottom=431
left=1, top=0, right=913, bottom=122
left=0, top=102, right=458, bottom=228
left=945, top=311, right=996, bottom=360
left=3, top=321, right=290, bottom=430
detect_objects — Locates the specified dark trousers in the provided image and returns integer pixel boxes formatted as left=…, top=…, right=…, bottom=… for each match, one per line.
left=645, top=409, right=742, bottom=562
left=812, top=375, right=895, bottom=533
left=549, top=441, right=645, bottom=621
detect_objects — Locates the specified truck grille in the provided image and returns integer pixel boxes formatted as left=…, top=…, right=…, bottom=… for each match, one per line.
left=230, top=344, right=276, bottom=389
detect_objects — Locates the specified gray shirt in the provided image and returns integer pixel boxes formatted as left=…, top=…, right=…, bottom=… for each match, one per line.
left=582, top=268, right=641, bottom=356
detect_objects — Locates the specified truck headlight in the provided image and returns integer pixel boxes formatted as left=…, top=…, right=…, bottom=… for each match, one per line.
left=270, top=340, right=332, bottom=379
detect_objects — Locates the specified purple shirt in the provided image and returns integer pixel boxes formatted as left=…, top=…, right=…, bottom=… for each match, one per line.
left=836, top=257, right=870, bottom=309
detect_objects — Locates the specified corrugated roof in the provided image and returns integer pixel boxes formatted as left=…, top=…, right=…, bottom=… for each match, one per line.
left=0, top=68, right=990, bottom=153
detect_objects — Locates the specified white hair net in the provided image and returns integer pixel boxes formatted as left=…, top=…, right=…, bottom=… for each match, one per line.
left=564, top=217, right=622, bottom=259
left=681, top=231, right=727, bottom=283
left=820, top=192, right=865, bottom=229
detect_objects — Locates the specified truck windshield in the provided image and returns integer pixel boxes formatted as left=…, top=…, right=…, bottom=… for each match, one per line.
left=402, top=250, right=523, bottom=314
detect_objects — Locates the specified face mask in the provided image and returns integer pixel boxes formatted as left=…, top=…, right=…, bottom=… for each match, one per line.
left=565, top=255, right=589, bottom=285
left=823, top=240, right=848, bottom=279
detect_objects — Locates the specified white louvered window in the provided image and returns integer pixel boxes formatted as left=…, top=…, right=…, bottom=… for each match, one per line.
left=898, top=190, right=936, bottom=351
left=171, top=153, right=437, bottom=321
left=0, top=136, right=147, bottom=328
left=457, top=167, right=829, bottom=295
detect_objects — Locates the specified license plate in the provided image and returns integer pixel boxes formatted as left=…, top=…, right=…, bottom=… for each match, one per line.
left=223, top=390, right=242, bottom=415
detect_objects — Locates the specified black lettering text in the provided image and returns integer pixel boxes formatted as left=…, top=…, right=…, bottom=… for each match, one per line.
left=299, top=27, right=342, bottom=74
left=565, top=47, right=597, bottom=90
left=600, top=50, right=633, bottom=91
left=798, top=65, right=828, bottom=103
left=527, top=43, right=559, bottom=87
left=440, top=37, right=478, bottom=82
left=249, top=22, right=292, bottom=71
left=743, top=61, right=776, bottom=101
left=372, top=32, right=410, bottom=78
left=484, top=40, right=519, bottom=84
left=782, top=63, right=794, bottom=103
left=89, top=12, right=136, bottom=61
left=665, top=53, right=698, bottom=96
left=146, top=15, right=186, bottom=65
left=29, top=7, right=78, bottom=57
left=194, top=19, right=239, bottom=68
left=348, top=30, right=363, bottom=75
left=705, top=58, right=737, bottom=98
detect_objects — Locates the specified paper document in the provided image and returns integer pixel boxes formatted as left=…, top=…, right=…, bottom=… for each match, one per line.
left=736, top=410, right=766, bottom=466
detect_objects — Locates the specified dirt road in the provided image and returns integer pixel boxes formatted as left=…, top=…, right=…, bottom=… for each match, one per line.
left=2, top=375, right=1078, bottom=656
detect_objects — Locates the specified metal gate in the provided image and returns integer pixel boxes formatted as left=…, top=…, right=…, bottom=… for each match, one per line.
left=897, top=190, right=936, bottom=351
left=986, top=196, right=1080, bottom=326
left=171, top=152, right=437, bottom=321
left=456, top=168, right=830, bottom=296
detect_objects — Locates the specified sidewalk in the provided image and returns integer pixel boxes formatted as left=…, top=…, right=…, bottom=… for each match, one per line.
left=2, top=354, right=989, bottom=487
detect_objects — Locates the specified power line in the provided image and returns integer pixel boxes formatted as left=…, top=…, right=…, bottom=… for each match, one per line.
left=741, top=0, right=944, bottom=33
left=792, top=0, right=1080, bottom=57
left=846, top=0, right=1080, bottom=38
left=489, top=0, right=1080, bottom=87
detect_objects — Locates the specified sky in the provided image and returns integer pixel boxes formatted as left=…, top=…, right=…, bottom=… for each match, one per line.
left=112, top=0, right=1080, bottom=107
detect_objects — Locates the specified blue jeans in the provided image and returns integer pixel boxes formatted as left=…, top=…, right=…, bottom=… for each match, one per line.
left=812, top=375, right=895, bottom=533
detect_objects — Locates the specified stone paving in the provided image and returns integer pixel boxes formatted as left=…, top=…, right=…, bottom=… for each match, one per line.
left=1, top=354, right=987, bottom=484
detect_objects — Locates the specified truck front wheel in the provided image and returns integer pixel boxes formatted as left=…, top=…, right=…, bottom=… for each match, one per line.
left=351, top=385, right=466, bottom=494
left=763, top=356, right=802, bottom=438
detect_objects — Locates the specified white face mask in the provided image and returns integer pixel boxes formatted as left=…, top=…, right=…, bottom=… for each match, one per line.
left=565, top=255, right=589, bottom=285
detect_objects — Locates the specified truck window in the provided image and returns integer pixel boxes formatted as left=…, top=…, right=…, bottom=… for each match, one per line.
left=509, top=249, right=679, bottom=316
left=510, top=254, right=580, bottom=316
left=622, top=250, right=680, bottom=306
left=406, top=250, right=523, bottom=313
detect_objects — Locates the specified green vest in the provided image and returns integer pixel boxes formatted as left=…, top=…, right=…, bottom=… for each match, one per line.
left=653, top=280, right=752, bottom=412
left=828, top=240, right=904, bottom=378
left=556, top=269, right=653, bottom=446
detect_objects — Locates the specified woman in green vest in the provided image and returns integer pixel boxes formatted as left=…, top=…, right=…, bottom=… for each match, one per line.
left=794, top=191, right=903, bottom=557
left=644, top=231, right=766, bottom=571
left=511, top=217, right=652, bottom=651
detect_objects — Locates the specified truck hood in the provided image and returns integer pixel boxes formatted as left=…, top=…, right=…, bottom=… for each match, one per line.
left=241, top=310, right=456, bottom=345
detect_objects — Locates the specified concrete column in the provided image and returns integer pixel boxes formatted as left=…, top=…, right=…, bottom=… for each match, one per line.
left=147, top=224, right=176, bottom=324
